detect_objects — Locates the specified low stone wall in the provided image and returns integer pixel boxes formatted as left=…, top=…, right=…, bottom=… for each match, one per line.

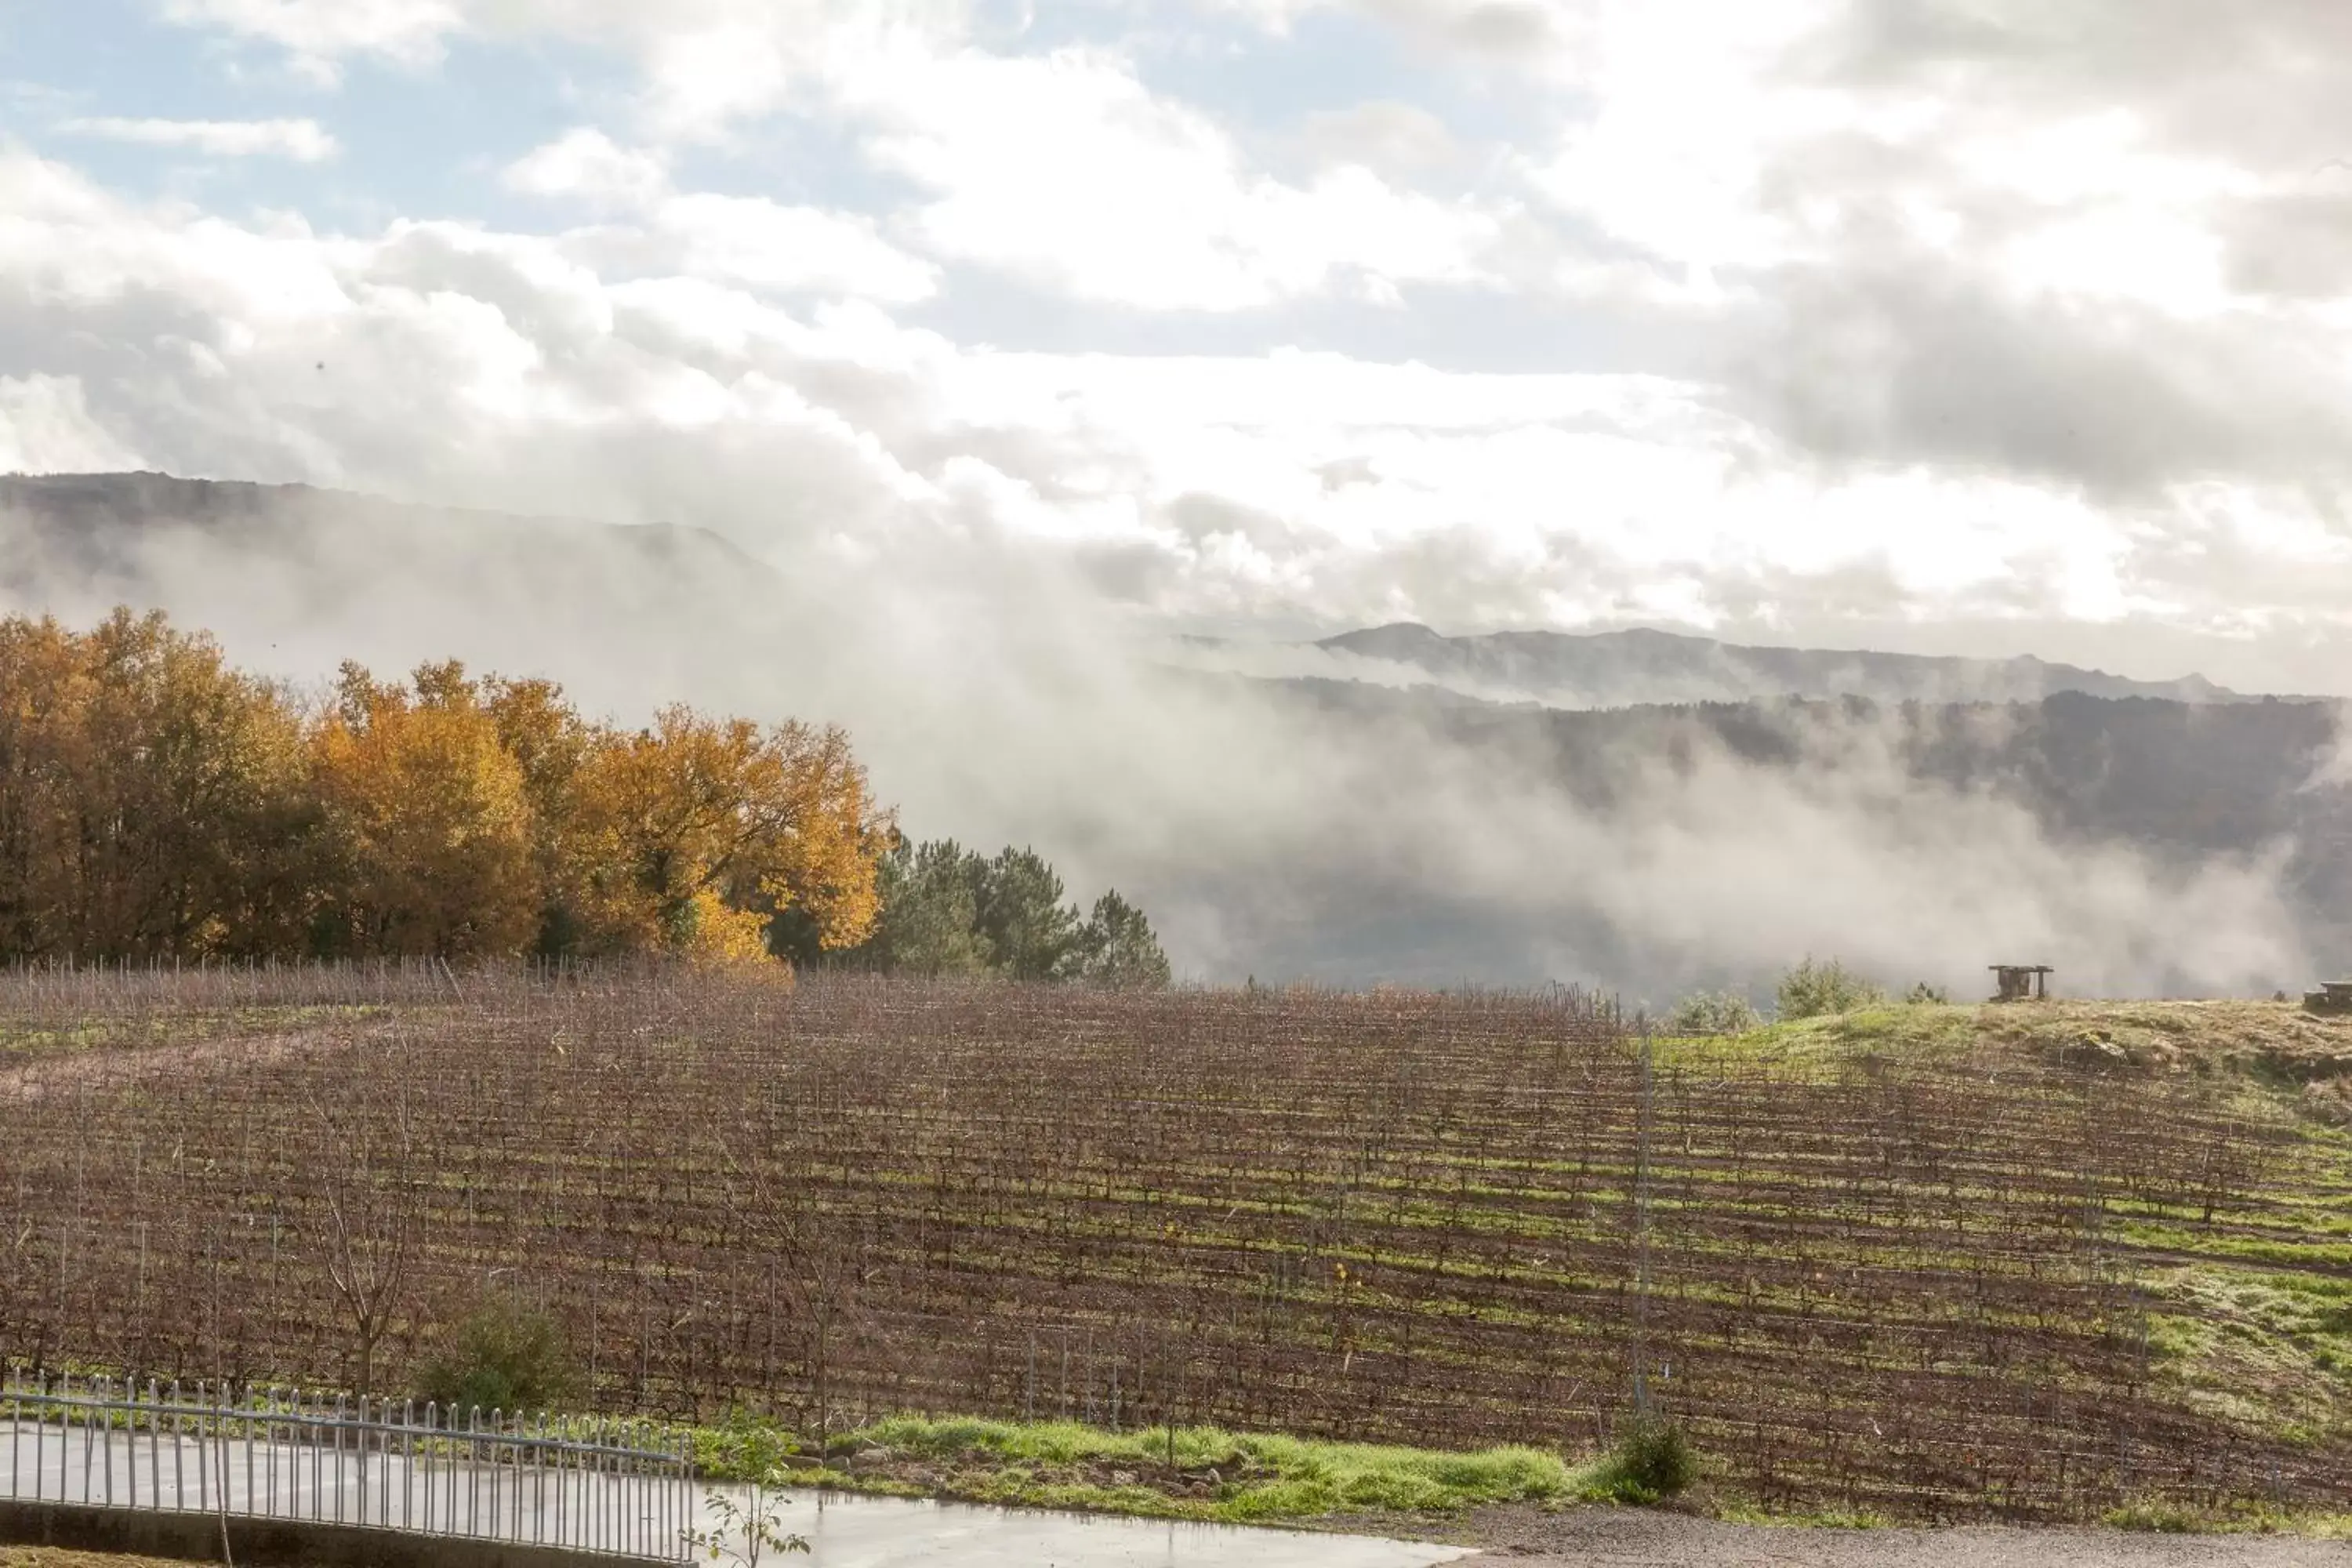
left=0, top=1500, right=669, bottom=1568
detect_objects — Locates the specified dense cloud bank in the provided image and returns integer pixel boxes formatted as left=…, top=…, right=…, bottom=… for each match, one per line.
left=5, top=477, right=2336, bottom=1003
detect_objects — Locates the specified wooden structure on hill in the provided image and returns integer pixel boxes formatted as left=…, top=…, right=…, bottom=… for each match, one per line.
left=2305, top=981, right=2352, bottom=1014
left=1989, top=964, right=2053, bottom=1003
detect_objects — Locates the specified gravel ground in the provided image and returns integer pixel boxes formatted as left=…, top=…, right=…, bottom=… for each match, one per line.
left=1456, top=1508, right=2350, bottom=1567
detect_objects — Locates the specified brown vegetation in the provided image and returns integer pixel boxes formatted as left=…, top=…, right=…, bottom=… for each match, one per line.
left=3, top=967, right=2347, bottom=1522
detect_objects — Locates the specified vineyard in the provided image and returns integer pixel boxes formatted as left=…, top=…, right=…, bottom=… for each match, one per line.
left=2, top=966, right=2349, bottom=1522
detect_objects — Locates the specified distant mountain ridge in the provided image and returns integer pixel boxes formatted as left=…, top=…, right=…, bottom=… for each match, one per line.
left=1, top=472, right=2274, bottom=710
left=1305, top=621, right=2256, bottom=709
left=0, top=470, right=760, bottom=579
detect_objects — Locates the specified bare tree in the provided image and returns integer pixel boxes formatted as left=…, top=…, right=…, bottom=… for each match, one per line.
left=712, top=1084, right=868, bottom=1452
left=307, top=1070, right=424, bottom=1401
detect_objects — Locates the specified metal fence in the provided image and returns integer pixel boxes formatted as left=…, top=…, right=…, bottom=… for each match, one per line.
left=2, top=1373, right=692, bottom=1562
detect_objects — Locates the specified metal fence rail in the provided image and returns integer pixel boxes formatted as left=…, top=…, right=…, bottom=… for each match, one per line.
left=2, top=1373, right=691, bottom=1562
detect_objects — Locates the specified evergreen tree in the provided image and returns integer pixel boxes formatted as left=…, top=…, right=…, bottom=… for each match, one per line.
left=1071, top=889, right=1171, bottom=989
left=974, top=846, right=1081, bottom=980
left=864, top=839, right=990, bottom=976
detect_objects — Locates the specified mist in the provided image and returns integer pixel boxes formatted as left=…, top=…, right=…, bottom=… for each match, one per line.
left=0, top=476, right=2321, bottom=1006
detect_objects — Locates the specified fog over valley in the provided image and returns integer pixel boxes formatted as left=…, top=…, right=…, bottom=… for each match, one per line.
left=4, top=472, right=2342, bottom=1004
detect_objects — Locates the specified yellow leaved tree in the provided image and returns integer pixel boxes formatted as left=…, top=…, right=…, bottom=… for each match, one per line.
left=0, top=608, right=892, bottom=971
left=308, top=660, right=539, bottom=959
left=561, top=709, right=889, bottom=967
left=0, top=609, right=310, bottom=960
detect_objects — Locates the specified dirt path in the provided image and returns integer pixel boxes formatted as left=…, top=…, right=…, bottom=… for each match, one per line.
left=1457, top=1508, right=2348, bottom=1566
left=0, top=1020, right=387, bottom=1105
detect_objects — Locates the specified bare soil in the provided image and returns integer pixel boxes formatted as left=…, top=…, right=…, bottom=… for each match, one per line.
left=1450, top=1506, right=2352, bottom=1567
left=0, top=1021, right=382, bottom=1106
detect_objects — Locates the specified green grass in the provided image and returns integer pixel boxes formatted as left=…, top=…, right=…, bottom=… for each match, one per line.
left=1713, top=1502, right=1893, bottom=1529
left=2104, top=1500, right=2352, bottom=1537
left=696, top=1412, right=1578, bottom=1523
left=2143, top=1265, right=2352, bottom=1439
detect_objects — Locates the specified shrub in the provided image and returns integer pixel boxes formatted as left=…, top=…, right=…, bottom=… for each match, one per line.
left=694, top=1410, right=807, bottom=1481
left=1775, top=957, right=1886, bottom=1021
left=1591, top=1414, right=1696, bottom=1504
left=2103, top=1500, right=2202, bottom=1533
left=1665, top=992, right=1762, bottom=1036
left=1904, top=982, right=1948, bottom=1005
left=416, top=1294, right=577, bottom=1417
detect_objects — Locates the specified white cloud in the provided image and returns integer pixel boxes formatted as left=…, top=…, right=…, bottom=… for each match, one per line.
left=503, top=128, right=668, bottom=210
left=172, top=3, right=1506, bottom=312
left=504, top=132, right=938, bottom=301
left=59, top=116, right=340, bottom=162
left=3, top=138, right=2348, bottom=689
left=159, top=0, right=463, bottom=79
left=160, top=0, right=966, bottom=112
left=834, top=42, right=1501, bottom=310
left=642, top=195, right=938, bottom=302
left=0, top=374, right=146, bottom=473
left=1213, top=0, right=1586, bottom=68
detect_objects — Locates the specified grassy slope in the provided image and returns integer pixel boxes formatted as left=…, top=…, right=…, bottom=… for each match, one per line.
left=1676, top=1000, right=2352, bottom=1494
left=0, top=1552, right=209, bottom=1568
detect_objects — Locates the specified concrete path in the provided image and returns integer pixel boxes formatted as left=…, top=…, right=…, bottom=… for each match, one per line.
left=1, top=1423, right=1465, bottom=1568
left=764, top=1491, right=1467, bottom=1567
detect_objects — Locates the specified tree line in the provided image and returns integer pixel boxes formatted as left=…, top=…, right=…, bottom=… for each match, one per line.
left=0, top=608, right=1168, bottom=983
left=818, top=838, right=1171, bottom=987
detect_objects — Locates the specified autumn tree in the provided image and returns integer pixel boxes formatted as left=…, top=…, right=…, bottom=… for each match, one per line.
left=0, top=609, right=310, bottom=960
left=562, top=709, right=887, bottom=965
left=0, top=607, right=896, bottom=970
left=479, top=676, right=600, bottom=954
left=307, top=661, right=542, bottom=958
left=0, top=613, right=88, bottom=956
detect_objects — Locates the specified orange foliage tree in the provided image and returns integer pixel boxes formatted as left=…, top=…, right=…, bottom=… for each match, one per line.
left=308, top=660, right=540, bottom=959
left=561, top=709, right=887, bottom=964
left=0, top=609, right=310, bottom=960
left=0, top=609, right=890, bottom=969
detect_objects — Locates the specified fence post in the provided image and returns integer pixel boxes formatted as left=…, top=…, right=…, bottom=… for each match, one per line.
left=1633, top=1023, right=1655, bottom=1420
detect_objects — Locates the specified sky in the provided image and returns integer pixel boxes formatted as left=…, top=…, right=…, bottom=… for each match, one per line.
left=0, top=1, right=2347, bottom=691
left=0, top=0, right=2345, bottom=993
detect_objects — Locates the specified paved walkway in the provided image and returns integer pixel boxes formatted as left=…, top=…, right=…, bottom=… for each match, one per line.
left=2, top=1423, right=1465, bottom=1567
